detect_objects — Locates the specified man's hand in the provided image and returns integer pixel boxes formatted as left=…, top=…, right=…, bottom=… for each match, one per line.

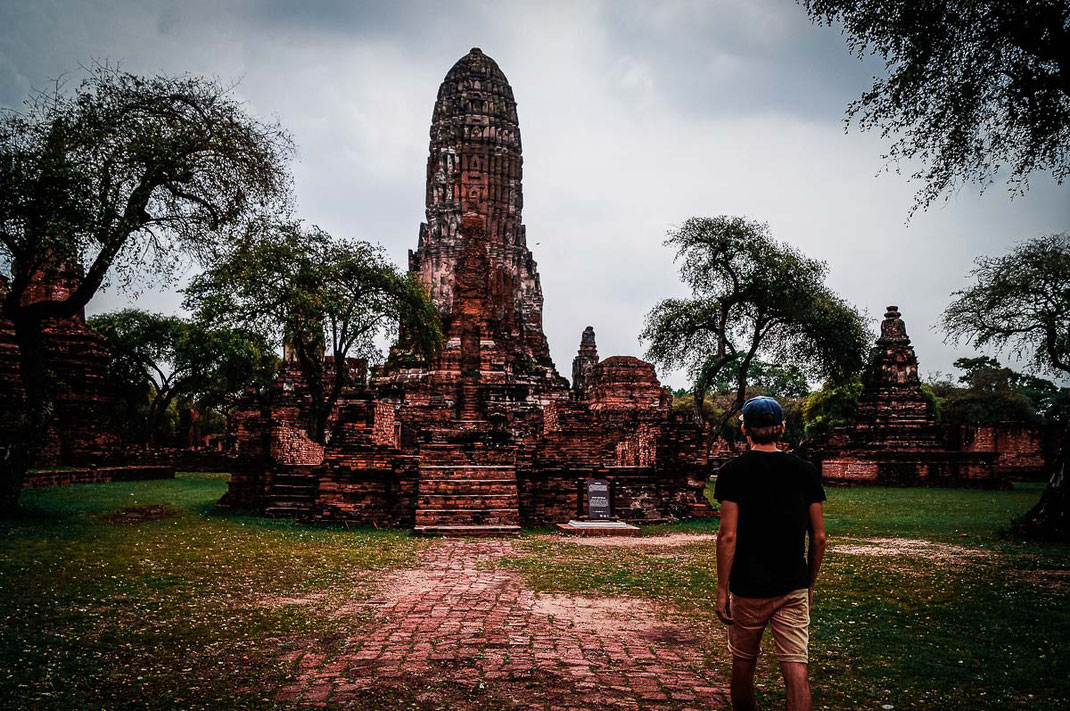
left=716, top=588, right=733, bottom=625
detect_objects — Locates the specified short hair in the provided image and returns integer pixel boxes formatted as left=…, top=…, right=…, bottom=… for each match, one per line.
left=744, top=423, right=784, bottom=445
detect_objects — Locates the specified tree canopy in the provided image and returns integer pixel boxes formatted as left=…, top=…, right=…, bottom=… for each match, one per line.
left=641, top=216, right=869, bottom=434
left=0, top=64, right=293, bottom=512
left=89, top=309, right=278, bottom=445
left=802, top=0, right=1070, bottom=211
left=942, top=231, right=1070, bottom=540
left=926, top=355, right=1065, bottom=425
left=709, top=359, right=812, bottom=400
left=0, top=64, right=292, bottom=324
left=942, top=232, right=1070, bottom=377
left=184, top=220, right=442, bottom=443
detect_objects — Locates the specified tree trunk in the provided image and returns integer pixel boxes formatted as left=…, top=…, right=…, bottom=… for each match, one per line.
left=1013, top=420, right=1070, bottom=541
left=0, top=319, right=55, bottom=515
left=692, top=384, right=707, bottom=427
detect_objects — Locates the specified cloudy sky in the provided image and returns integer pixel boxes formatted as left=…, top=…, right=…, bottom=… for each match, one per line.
left=2, top=0, right=1067, bottom=388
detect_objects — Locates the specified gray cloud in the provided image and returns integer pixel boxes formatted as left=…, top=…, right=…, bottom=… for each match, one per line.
left=1, top=0, right=1067, bottom=388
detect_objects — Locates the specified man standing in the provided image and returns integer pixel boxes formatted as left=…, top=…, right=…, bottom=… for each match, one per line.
left=714, top=396, right=827, bottom=711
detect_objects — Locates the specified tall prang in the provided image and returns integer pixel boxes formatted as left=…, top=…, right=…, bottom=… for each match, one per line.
left=380, top=48, right=567, bottom=417
left=223, top=49, right=714, bottom=531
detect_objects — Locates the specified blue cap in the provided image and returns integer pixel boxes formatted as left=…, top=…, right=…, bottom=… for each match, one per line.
left=742, top=396, right=783, bottom=427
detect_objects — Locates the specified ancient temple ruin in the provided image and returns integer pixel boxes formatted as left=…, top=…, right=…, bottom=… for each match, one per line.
left=0, top=261, right=121, bottom=466
left=808, top=306, right=1004, bottom=487
left=222, top=49, right=712, bottom=532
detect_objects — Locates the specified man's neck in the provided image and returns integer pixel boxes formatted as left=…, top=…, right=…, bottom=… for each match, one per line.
left=749, top=443, right=780, bottom=453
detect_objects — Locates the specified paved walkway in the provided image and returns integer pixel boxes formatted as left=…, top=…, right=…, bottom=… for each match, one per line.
left=274, top=539, right=728, bottom=709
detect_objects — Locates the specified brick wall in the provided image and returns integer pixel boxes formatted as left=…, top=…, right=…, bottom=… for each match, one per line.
left=23, top=465, right=175, bottom=489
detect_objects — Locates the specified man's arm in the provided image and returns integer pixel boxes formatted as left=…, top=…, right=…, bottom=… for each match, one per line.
left=807, top=502, right=827, bottom=605
left=716, top=501, right=739, bottom=625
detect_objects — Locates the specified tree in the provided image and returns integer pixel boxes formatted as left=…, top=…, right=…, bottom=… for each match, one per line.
left=89, top=309, right=278, bottom=445
left=802, top=377, right=865, bottom=439
left=942, top=232, right=1070, bottom=540
left=802, top=0, right=1070, bottom=211
left=641, top=216, right=870, bottom=443
left=184, top=220, right=442, bottom=444
left=928, top=355, right=1058, bottom=425
left=0, top=65, right=292, bottom=513
left=710, top=359, right=812, bottom=400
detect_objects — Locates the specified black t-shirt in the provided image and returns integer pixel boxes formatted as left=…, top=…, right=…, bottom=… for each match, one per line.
left=714, top=450, right=826, bottom=598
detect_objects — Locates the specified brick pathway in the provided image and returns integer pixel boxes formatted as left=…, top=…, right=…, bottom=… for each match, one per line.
left=274, top=539, right=728, bottom=709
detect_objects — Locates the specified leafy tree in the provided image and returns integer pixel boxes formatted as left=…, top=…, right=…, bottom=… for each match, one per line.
left=929, top=355, right=1048, bottom=424
left=0, top=65, right=292, bottom=512
left=641, top=216, right=869, bottom=444
left=89, top=309, right=277, bottom=445
left=802, top=377, right=865, bottom=439
left=942, top=232, right=1070, bottom=540
left=184, top=220, right=442, bottom=444
left=802, top=0, right=1070, bottom=211
left=710, top=359, right=811, bottom=399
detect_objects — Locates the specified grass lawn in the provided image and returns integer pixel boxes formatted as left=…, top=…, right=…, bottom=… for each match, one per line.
left=500, top=482, right=1070, bottom=710
left=2, top=476, right=1068, bottom=710
left=0, top=473, right=427, bottom=710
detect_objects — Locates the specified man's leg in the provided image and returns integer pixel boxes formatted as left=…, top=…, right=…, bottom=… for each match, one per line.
left=727, top=595, right=769, bottom=711
left=780, top=661, right=811, bottom=711
left=731, top=656, right=758, bottom=711
left=770, top=590, right=812, bottom=711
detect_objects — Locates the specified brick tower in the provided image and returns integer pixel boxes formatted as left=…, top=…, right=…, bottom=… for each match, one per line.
left=812, top=306, right=1001, bottom=486
left=379, top=48, right=567, bottom=417
left=377, top=48, right=568, bottom=534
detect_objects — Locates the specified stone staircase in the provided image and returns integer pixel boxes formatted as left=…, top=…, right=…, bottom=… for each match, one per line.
left=414, top=443, right=521, bottom=536
left=264, top=466, right=319, bottom=519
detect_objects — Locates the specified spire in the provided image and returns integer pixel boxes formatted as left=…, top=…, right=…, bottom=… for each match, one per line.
left=572, top=326, right=599, bottom=393
left=877, top=305, right=910, bottom=346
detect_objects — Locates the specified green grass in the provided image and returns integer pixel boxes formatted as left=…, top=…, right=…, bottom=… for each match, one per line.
left=3, top=477, right=1068, bottom=710
left=503, top=483, right=1070, bottom=710
left=0, top=473, right=426, bottom=710
left=648, top=482, right=1052, bottom=543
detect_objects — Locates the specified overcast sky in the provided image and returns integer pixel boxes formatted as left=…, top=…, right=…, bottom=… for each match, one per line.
left=2, top=0, right=1068, bottom=388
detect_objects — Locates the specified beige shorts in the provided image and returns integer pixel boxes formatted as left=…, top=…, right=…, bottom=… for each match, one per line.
left=728, top=588, right=810, bottom=664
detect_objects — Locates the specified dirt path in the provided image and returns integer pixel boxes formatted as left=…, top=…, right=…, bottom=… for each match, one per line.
left=272, top=539, right=728, bottom=709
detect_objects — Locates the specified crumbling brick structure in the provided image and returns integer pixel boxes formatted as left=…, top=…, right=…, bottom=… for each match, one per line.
left=0, top=261, right=121, bottom=467
left=807, top=306, right=1005, bottom=487
left=223, top=49, right=713, bottom=532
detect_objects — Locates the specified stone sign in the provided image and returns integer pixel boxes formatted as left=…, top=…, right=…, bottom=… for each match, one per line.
left=587, top=479, right=611, bottom=520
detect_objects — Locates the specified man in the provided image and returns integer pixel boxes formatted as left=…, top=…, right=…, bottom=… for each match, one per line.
left=714, top=396, right=827, bottom=711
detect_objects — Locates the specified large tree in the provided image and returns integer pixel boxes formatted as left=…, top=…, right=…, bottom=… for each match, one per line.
left=802, top=0, right=1070, bottom=211
left=942, top=232, right=1070, bottom=540
left=89, top=309, right=278, bottom=445
left=641, top=216, right=870, bottom=442
left=184, top=220, right=442, bottom=444
left=0, top=65, right=292, bottom=512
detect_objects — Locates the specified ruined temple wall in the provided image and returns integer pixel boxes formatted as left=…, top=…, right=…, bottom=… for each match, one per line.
left=23, top=465, right=175, bottom=489
left=518, top=466, right=708, bottom=526
left=820, top=450, right=1004, bottom=488
left=314, top=455, right=420, bottom=527
left=0, top=316, right=122, bottom=466
left=521, top=398, right=712, bottom=525
left=956, top=423, right=1050, bottom=480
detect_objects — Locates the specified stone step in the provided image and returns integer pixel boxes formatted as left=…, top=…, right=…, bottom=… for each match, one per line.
left=264, top=504, right=314, bottom=519
left=418, top=446, right=515, bottom=466
left=270, top=484, right=317, bottom=495
left=418, top=465, right=517, bottom=480
left=418, top=493, right=518, bottom=509
left=414, top=508, right=520, bottom=526
left=418, top=478, right=518, bottom=494
left=413, top=524, right=521, bottom=537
